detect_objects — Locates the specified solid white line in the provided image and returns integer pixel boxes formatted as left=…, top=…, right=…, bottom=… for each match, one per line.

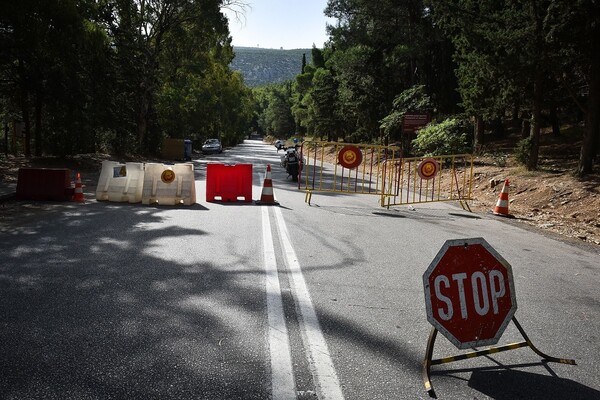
left=262, top=206, right=296, bottom=400
left=274, top=206, right=345, bottom=400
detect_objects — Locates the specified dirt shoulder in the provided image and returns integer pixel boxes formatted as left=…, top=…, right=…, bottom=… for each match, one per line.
left=468, top=156, right=600, bottom=246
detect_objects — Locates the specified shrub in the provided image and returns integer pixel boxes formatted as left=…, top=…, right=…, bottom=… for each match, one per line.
left=411, top=118, right=472, bottom=156
left=515, top=136, right=533, bottom=166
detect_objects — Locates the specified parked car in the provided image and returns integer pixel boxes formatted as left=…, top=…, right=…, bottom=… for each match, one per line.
left=202, top=138, right=222, bottom=154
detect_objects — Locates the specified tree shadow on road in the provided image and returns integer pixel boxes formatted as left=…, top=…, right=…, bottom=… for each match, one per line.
left=0, top=202, right=269, bottom=399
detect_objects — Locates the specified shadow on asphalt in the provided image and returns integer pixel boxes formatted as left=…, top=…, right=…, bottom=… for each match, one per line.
left=433, top=364, right=597, bottom=399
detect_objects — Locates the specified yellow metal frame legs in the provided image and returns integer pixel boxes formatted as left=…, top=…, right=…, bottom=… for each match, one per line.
left=422, top=317, right=576, bottom=398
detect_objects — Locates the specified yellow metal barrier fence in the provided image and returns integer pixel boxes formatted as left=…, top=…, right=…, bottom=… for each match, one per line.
left=380, top=154, right=474, bottom=210
left=300, top=141, right=473, bottom=210
left=300, top=141, right=401, bottom=204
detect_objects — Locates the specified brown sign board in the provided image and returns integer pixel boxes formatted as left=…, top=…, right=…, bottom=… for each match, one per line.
left=402, top=113, right=431, bottom=133
left=162, top=138, right=185, bottom=160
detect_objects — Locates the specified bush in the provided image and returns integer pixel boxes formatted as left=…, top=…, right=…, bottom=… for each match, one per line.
left=344, top=127, right=371, bottom=143
left=411, top=118, right=472, bottom=156
left=515, top=136, right=533, bottom=166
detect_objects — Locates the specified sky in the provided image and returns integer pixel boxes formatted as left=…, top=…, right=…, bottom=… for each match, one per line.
left=223, top=0, right=335, bottom=50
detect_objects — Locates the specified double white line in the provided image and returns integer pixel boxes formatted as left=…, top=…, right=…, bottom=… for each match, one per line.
left=261, top=206, right=344, bottom=400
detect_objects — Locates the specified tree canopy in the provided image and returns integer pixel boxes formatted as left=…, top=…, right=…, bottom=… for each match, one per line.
left=0, top=0, right=253, bottom=156
left=2, top=0, right=598, bottom=177
left=253, top=0, right=598, bottom=176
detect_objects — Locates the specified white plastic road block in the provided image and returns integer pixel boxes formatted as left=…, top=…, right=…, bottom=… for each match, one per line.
left=141, top=163, right=196, bottom=205
left=96, top=161, right=145, bottom=203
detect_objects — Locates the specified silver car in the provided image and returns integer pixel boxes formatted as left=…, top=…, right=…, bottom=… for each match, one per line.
left=202, top=139, right=222, bottom=154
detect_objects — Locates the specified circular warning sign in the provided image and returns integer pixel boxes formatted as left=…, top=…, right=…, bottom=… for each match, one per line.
left=161, top=168, right=176, bottom=184
left=338, top=145, right=362, bottom=169
left=418, top=158, right=439, bottom=180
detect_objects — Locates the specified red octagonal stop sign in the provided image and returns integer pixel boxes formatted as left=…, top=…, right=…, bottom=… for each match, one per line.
left=423, top=238, right=517, bottom=349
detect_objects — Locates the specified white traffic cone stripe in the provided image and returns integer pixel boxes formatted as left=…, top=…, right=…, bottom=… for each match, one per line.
left=257, top=164, right=278, bottom=205
left=492, top=179, right=511, bottom=216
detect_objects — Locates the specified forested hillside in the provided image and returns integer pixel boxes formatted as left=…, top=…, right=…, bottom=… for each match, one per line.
left=253, top=0, right=599, bottom=178
left=230, top=47, right=312, bottom=87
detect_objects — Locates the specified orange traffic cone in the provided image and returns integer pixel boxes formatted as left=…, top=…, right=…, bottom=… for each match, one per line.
left=255, top=164, right=279, bottom=205
left=492, top=179, right=513, bottom=217
left=73, top=172, right=85, bottom=203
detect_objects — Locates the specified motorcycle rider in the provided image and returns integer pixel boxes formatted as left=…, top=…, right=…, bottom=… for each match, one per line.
left=274, top=139, right=285, bottom=152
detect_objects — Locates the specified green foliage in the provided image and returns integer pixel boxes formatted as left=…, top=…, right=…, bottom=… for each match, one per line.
left=380, top=85, right=435, bottom=140
left=514, top=136, right=534, bottom=166
left=434, top=1, right=533, bottom=121
left=0, top=0, right=256, bottom=157
left=425, top=0, right=600, bottom=175
left=311, top=46, right=326, bottom=69
left=254, top=83, right=295, bottom=137
left=491, top=152, right=507, bottom=167
left=411, top=118, right=471, bottom=156
left=5, top=0, right=593, bottom=177
left=327, top=45, right=383, bottom=142
left=255, top=49, right=343, bottom=141
left=308, top=68, right=340, bottom=141
left=391, top=85, right=434, bottom=113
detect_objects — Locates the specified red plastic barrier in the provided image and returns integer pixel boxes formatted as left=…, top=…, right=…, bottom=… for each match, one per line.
left=206, top=164, right=253, bottom=202
left=16, top=168, right=72, bottom=201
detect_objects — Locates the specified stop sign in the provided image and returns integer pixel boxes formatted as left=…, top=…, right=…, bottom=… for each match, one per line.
left=423, top=238, right=517, bottom=349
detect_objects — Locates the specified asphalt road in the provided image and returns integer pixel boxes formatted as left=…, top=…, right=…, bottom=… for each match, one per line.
left=1, top=140, right=599, bottom=400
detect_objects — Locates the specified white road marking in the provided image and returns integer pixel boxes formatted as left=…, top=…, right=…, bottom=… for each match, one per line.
left=262, top=206, right=296, bottom=400
left=274, top=206, right=345, bottom=400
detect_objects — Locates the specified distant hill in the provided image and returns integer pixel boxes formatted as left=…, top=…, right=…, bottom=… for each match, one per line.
left=230, top=47, right=312, bottom=87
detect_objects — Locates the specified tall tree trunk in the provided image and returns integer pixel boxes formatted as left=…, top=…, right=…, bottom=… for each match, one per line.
left=474, top=115, right=484, bottom=153
left=577, top=50, right=600, bottom=176
left=528, top=77, right=542, bottom=170
left=137, top=93, right=149, bottom=152
left=527, top=0, right=543, bottom=171
left=18, top=59, right=31, bottom=157
left=549, top=106, right=560, bottom=136
left=491, top=117, right=505, bottom=138
left=3, top=121, right=8, bottom=156
left=21, top=97, right=31, bottom=157
left=511, top=105, right=520, bottom=129
left=521, top=117, right=531, bottom=139
left=34, top=93, right=43, bottom=156
left=520, top=110, right=531, bottom=138
left=137, top=74, right=154, bottom=153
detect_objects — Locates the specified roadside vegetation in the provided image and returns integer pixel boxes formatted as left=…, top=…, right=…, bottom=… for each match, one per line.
left=254, top=0, right=599, bottom=179
left=1, top=0, right=253, bottom=156
left=1, top=1, right=598, bottom=192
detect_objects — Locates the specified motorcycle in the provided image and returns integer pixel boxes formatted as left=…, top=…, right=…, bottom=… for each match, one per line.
left=280, top=146, right=303, bottom=182
left=274, top=140, right=285, bottom=152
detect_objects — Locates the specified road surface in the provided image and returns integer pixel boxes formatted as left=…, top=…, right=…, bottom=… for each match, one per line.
left=1, top=140, right=599, bottom=399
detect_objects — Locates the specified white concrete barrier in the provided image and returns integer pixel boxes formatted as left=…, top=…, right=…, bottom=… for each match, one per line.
left=96, top=161, right=145, bottom=203
left=141, top=163, right=196, bottom=205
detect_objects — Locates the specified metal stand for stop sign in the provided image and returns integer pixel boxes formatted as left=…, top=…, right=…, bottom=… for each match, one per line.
left=422, top=316, right=576, bottom=398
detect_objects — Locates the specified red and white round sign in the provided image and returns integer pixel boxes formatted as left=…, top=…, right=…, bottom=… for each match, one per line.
left=161, top=168, right=176, bottom=184
left=338, top=145, right=362, bottom=169
left=417, top=158, right=439, bottom=180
